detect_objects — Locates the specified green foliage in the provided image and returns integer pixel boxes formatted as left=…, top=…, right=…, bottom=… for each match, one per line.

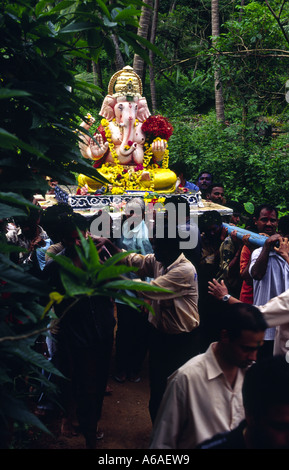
left=45, top=232, right=170, bottom=317
left=168, top=110, right=289, bottom=210
left=0, top=0, right=162, bottom=447
left=213, top=1, right=289, bottom=115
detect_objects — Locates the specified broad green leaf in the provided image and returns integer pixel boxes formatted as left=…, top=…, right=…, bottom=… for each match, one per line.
left=2, top=343, right=63, bottom=377
left=244, top=202, right=255, bottom=214
left=125, top=30, right=167, bottom=61
left=0, top=264, right=49, bottom=295
left=0, top=192, right=39, bottom=209
left=95, top=0, right=111, bottom=19
left=0, top=128, right=20, bottom=149
left=96, top=264, right=138, bottom=282
left=71, top=233, right=103, bottom=275
left=0, top=202, right=27, bottom=218
left=103, top=17, right=118, bottom=27
left=102, top=292, right=155, bottom=315
left=100, top=250, right=135, bottom=267
left=113, top=7, right=141, bottom=23
left=15, top=302, right=44, bottom=324
left=0, top=89, right=31, bottom=99
left=60, top=21, right=95, bottom=33
left=46, top=252, right=87, bottom=279
left=0, top=243, right=26, bottom=254
left=1, top=393, right=51, bottom=434
left=0, top=192, right=39, bottom=210
left=0, top=128, right=48, bottom=159
left=86, top=235, right=101, bottom=267
left=39, top=0, right=75, bottom=15
left=60, top=270, right=95, bottom=296
left=103, top=279, right=172, bottom=293
left=77, top=229, right=91, bottom=259
left=73, top=79, right=103, bottom=94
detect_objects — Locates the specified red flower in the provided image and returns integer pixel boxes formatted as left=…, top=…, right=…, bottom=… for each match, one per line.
left=134, top=164, right=144, bottom=172
left=141, top=115, right=173, bottom=142
left=127, top=140, right=133, bottom=147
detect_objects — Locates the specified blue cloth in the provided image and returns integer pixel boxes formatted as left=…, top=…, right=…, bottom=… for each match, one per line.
left=36, top=238, right=52, bottom=270
left=184, top=181, right=199, bottom=192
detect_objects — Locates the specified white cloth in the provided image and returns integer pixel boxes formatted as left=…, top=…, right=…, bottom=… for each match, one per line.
left=258, top=288, right=289, bottom=356
left=121, top=219, right=153, bottom=256
left=249, top=248, right=289, bottom=342
left=149, top=343, right=245, bottom=449
left=258, top=288, right=289, bottom=327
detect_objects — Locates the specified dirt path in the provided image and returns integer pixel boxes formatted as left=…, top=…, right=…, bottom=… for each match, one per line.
left=24, top=354, right=152, bottom=450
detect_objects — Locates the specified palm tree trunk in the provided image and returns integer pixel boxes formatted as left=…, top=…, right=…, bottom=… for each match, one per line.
left=212, top=0, right=225, bottom=122
left=149, top=0, right=159, bottom=113
left=92, top=61, right=103, bottom=90
left=111, top=34, right=125, bottom=70
left=133, top=0, right=153, bottom=82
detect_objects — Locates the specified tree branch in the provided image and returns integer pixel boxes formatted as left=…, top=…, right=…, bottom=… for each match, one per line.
left=265, top=0, right=289, bottom=46
left=0, top=298, right=80, bottom=344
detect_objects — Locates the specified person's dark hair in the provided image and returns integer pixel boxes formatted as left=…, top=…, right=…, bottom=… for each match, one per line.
left=14, top=207, right=41, bottom=229
left=226, top=200, right=243, bottom=215
left=242, top=355, right=289, bottom=417
left=254, top=203, right=278, bottom=220
left=278, top=215, right=289, bottom=237
left=220, top=302, right=268, bottom=341
left=152, top=221, right=184, bottom=254
left=41, top=203, right=74, bottom=242
left=170, top=161, right=190, bottom=180
left=207, top=183, right=224, bottom=194
left=196, top=171, right=213, bottom=183
left=55, top=212, right=89, bottom=242
left=198, top=210, right=222, bottom=232
left=164, top=195, right=190, bottom=220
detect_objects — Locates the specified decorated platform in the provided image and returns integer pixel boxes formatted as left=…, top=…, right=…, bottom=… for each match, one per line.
left=54, top=184, right=201, bottom=209
left=52, top=184, right=233, bottom=217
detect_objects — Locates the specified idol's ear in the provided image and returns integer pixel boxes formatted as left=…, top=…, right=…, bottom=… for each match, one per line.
left=136, top=97, right=151, bottom=122
left=99, top=95, right=117, bottom=121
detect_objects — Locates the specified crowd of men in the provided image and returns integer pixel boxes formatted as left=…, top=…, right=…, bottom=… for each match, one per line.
left=4, top=170, right=289, bottom=449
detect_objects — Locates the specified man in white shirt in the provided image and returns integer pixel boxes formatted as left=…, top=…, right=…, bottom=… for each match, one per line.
left=249, top=234, right=289, bottom=356
left=149, top=302, right=267, bottom=449
left=248, top=205, right=279, bottom=358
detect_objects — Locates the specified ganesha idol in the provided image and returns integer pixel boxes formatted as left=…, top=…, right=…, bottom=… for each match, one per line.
left=77, top=65, right=177, bottom=194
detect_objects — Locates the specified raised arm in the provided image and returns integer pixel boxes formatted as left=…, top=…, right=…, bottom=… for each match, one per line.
left=250, top=234, right=282, bottom=280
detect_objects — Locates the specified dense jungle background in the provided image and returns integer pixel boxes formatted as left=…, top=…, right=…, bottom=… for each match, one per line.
left=75, top=0, right=289, bottom=210
left=1, top=0, right=289, bottom=448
